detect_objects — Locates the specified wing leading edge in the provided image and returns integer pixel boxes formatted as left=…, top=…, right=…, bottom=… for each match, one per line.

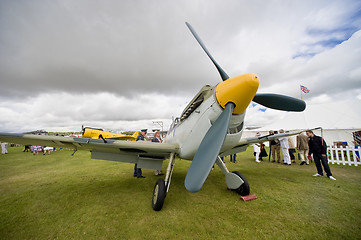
left=0, top=133, right=179, bottom=170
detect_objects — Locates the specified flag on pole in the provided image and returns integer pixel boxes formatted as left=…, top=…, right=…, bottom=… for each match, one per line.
left=300, top=85, right=310, bottom=93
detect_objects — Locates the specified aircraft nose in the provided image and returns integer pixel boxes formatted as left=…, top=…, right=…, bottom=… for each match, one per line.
left=215, top=73, right=259, bottom=114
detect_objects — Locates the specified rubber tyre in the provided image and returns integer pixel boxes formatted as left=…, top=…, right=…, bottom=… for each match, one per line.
left=232, top=171, right=250, bottom=196
left=152, top=179, right=166, bottom=211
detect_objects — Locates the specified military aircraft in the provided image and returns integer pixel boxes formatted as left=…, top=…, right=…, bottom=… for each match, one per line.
left=0, top=23, right=307, bottom=211
left=81, top=126, right=139, bottom=141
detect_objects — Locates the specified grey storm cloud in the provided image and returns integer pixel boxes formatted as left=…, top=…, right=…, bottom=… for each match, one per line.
left=0, top=0, right=361, bottom=132
left=0, top=0, right=221, bottom=98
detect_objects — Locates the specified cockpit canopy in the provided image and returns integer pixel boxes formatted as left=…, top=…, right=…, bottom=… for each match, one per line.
left=168, top=85, right=214, bottom=133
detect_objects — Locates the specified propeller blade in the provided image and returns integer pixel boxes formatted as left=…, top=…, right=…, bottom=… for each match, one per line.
left=253, top=93, right=306, bottom=112
left=185, top=103, right=234, bottom=193
left=185, top=22, right=229, bottom=81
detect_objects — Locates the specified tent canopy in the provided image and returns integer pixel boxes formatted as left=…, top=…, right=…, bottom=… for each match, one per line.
left=247, top=100, right=361, bottom=147
left=258, top=100, right=361, bottom=131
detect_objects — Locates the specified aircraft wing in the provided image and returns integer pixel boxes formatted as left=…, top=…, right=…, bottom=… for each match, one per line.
left=0, top=133, right=179, bottom=170
left=106, top=136, right=137, bottom=141
left=219, top=129, right=315, bottom=157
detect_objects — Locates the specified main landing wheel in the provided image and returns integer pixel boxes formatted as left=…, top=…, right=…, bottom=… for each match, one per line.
left=152, top=179, right=166, bottom=211
left=232, top=171, right=250, bottom=196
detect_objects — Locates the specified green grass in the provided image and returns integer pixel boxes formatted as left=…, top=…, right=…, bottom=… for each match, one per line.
left=1, top=147, right=360, bottom=239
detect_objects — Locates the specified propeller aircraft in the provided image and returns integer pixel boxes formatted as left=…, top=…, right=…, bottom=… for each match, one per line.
left=81, top=126, right=139, bottom=141
left=0, top=23, right=307, bottom=211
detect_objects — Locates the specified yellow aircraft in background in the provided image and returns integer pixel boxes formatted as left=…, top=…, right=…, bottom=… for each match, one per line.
left=81, top=126, right=139, bottom=141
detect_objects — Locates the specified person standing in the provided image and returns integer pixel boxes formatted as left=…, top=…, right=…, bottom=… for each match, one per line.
left=152, top=131, right=164, bottom=176
left=306, top=130, right=336, bottom=180
left=269, top=130, right=281, bottom=163
left=297, top=132, right=309, bottom=165
left=134, top=129, right=147, bottom=178
left=288, top=136, right=296, bottom=163
left=259, top=143, right=268, bottom=161
left=1, top=142, right=8, bottom=154
left=230, top=154, right=237, bottom=163
left=31, top=146, right=42, bottom=155
left=253, top=143, right=261, bottom=163
left=23, top=145, right=31, bottom=152
left=253, top=132, right=261, bottom=163
left=279, top=129, right=291, bottom=165
left=151, top=131, right=162, bottom=143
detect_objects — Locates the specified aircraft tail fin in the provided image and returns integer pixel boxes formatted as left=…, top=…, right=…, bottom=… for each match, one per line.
left=132, top=131, right=139, bottom=139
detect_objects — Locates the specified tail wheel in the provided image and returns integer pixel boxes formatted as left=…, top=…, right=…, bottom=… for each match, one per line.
left=152, top=179, right=166, bottom=211
left=232, top=171, right=250, bottom=196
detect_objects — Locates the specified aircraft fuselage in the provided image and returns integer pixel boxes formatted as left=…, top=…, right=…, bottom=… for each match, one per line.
left=164, top=86, right=245, bottom=160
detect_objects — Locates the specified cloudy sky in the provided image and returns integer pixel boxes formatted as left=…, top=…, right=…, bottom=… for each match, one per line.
left=1, top=0, right=361, bottom=133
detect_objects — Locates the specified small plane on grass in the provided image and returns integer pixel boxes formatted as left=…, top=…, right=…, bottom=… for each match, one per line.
left=81, top=126, right=139, bottom=141
left=0, top=23, right=308, bottom=211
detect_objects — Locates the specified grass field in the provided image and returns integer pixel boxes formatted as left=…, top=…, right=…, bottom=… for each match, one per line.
left=1, top=147, right=360, bottom=239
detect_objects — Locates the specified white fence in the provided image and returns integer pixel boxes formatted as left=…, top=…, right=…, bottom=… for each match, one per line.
left=328, top=146, right=361, bottom=166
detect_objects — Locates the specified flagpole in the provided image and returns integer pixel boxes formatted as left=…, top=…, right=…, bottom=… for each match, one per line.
left=300, top=85, right=310, bottom=100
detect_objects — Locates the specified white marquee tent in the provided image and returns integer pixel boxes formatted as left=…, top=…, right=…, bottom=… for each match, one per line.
left=244, top=100, right=361, bottom=147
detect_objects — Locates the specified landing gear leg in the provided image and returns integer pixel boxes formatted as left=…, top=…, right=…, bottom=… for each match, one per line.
left=152, top=152, right=176, bottom=211
left=215, top=156, right=250, bottom=196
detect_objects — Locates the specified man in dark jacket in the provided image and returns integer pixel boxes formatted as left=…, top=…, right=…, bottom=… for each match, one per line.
left=306, top=130, right=336, bottom=180
left=134, top=129, right=147, bottom=178
left=269, top=130, right=281, bottom=163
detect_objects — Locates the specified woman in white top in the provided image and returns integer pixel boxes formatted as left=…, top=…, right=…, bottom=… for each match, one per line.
left=253, top=132, right=261, bottom=163
left=279, top=129, right=291, bottom=165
